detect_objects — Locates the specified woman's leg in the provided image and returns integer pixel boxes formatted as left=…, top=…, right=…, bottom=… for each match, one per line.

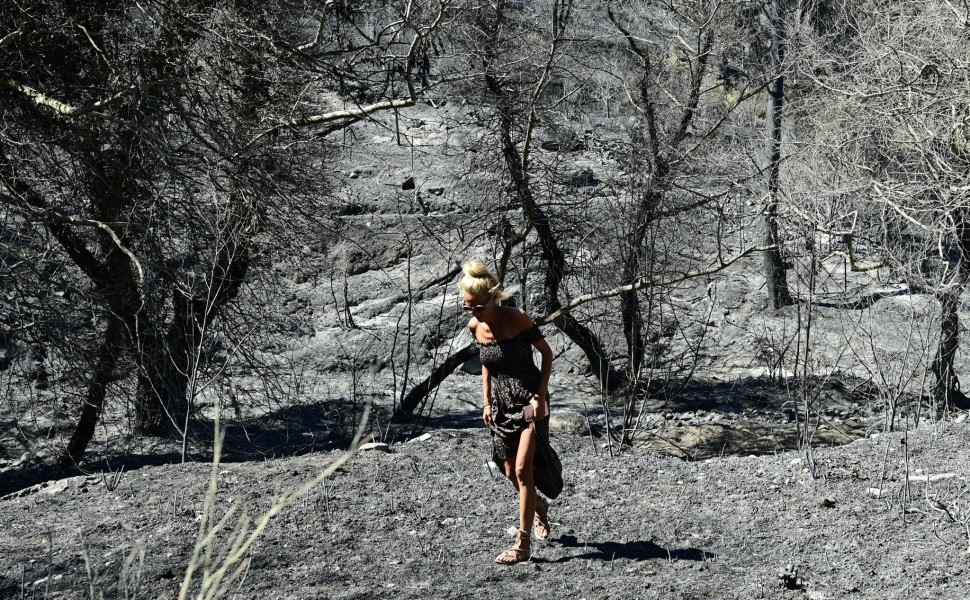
left=503, top=458, right=517, bottom=489
left=494, top=427, right=537, bottom=564
left=512, top=425, right=538, bottom=535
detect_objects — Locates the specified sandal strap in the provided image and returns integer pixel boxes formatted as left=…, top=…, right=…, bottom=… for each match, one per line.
left=495, top=534, right=531, bottom=564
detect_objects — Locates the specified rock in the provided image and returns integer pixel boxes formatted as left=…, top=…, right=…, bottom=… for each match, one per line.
left=401, top=176, right=415, bottom=190
left=45, top=479, right=70, bottom=495
left=819, top=498, right=836, bottom=508
left=907, top=473, right=956, bottom=483
left=566, top=169, right=601, bottom=188
left=407, top=433, right=432, bottom=443
left=337, top=202, right=366, bottom=216
left=549, top=411, right=589, bottom=435
left=484, top=460, right=501, bottom=477
left=778, top=564, right=801, bottom=590
left=358, top=442, right=391, bottom=452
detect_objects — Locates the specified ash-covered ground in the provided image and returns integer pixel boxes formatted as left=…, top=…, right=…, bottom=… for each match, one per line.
left=2, top=415, right=968, bottom=599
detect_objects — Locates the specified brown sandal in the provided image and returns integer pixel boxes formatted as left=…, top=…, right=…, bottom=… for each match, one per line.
left=494, top=530, right=531, bottom=565
left=534, top=496, right=551, bottom=541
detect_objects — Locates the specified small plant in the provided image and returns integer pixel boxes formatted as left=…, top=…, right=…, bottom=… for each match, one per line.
left=178, top=403, right=370, bottom=600
left=101, top=463, right=125, bottom=492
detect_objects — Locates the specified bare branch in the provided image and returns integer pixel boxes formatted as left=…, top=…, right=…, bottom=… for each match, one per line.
left=242, top=1, right=450, bottom=152
left=539, top=245, right=776, bottom=325
left=0, top=28, right=22, bottom=49
left=872, top=184, right=936, bottom=231
left=0, top=322, right=35, bottom=343
left=786, top=204, right=885, bottom=272
left=0, top=78, right=150, bottom=118
left=0, top=192, right=144, bottom=284
left=297, top=0, right=338, bottom=52
left=77, top=24, right=114, bottom=73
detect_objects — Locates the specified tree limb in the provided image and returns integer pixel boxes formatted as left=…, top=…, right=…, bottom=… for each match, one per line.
left=0, top=28, right=22, bottom=50
left=245, top=0, right=450, bottom=151
left=786, top=204, right=885, bottom=272
left=539, top=245, right=777, bottom=325
left=0, top=78, right=134, bottom=118
left=297, top=0, right=339, bottom=52
left=0, top=322, right=35, bottom=342
left=0, top=191, right=144, bottom=284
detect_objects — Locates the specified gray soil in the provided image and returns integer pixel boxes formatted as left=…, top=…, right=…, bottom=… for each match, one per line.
left=2, top=416, right=969, bottom=599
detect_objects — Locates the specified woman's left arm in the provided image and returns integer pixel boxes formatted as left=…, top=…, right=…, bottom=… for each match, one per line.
left=517, top=308, right=553, bottom=415
left=534, top=337, right=553, bottom=406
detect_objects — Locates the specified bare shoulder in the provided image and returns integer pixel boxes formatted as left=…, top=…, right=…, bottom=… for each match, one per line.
left=467, top=317, right=480, bottom=333
left=511, top=307, right=535, bottom=331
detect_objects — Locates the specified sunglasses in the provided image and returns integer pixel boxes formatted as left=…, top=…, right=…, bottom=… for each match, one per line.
left=461, top=302, right=489, bottom=312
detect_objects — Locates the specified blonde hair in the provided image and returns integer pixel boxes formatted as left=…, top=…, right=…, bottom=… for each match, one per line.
left=458, top=260, right=508, bottom=301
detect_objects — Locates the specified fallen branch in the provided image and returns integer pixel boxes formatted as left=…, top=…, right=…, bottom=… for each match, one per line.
left=394, top=343, right=478, bottom=419
left=244, top=1, right=449, bottom=152
left=0, top=322, right=35, bottom=342
left=0, top=28, right=22, bottom=50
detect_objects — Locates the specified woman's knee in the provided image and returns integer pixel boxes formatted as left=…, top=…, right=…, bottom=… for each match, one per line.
left=514, top=463, right=533, bottom=486
left=504, top=460, right=517, bottom=480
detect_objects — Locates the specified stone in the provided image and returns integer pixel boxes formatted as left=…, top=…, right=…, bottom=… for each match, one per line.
left=358, top=442, right=391, bottom=453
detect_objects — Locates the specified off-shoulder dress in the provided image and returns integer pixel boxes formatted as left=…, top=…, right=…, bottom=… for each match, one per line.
left=477, top=325, right=563, bottom=499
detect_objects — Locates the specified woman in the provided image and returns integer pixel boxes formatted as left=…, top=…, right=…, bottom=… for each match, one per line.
left=459, top=260, right=563, bottom=564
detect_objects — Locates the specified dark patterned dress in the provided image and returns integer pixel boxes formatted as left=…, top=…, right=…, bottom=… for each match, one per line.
left=478, top=325, right=563, bottom=499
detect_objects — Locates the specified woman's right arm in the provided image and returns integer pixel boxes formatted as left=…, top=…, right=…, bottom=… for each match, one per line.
left=481, top=364, right=493, bottom=424
left=470, top=319, right=493, bottom=424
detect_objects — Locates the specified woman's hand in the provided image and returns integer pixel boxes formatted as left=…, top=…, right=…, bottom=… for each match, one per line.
left=530, top=393, right=549, bottom=420
left=483, top=404, right=493, bottom=425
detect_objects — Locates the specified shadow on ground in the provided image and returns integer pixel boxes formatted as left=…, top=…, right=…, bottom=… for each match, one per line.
left=0, top=399, right=387, bottom=497
left=546, top=534, right=713, bottom=563
left=0, top=394, right=488, bottom=497
left=608, top=375, right=924, bottom=460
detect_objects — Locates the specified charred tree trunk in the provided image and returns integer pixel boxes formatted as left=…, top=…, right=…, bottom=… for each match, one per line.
left=763, top=0, right=794, bottom=309
left=135, top=236, right=250, bottom=435
left=59, top=250, right=132, bottom=469
left=395, top=343, right=479, bottom=419
left=933, top=290, right=968, bottom=410
left=135, top=293, right=200, bottom=435
left=609, top=15, right=714, bottom=444
left=933, top=209, right=970, bottom=410
left=620, top=173, right=667, bottom=384
left=486, top=81, right=625, bottom=393
left=481, top=5, right=625, bottom=394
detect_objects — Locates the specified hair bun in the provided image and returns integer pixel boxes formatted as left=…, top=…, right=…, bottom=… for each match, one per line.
left=462, top=260, right=490, bottom=279
left=458, top=260, right=508, bottom=301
